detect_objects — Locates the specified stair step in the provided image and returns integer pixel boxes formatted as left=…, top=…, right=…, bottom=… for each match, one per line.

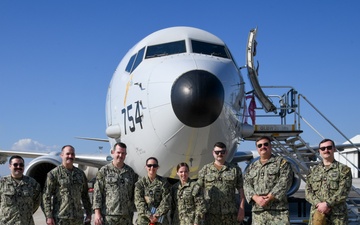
left=285, top=137, right=300, bottom=144
left=296, top=152, right=316, bottom=156
left=244, top=124, right=303, bottom=141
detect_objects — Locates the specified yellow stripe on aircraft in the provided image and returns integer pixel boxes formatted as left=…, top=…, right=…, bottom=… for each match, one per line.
left=123, top=73, right=134, bottom=106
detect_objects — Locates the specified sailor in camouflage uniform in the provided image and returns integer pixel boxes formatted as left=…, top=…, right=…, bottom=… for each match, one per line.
left=244, top=136, right=293, bottom=225
left=197, top=142, right=245, bottom=225
left=305, top=138, right=352, bottom=225
left=171, top=162, right=206, bottom=225
left=93, top=142, right=138, bottom=225
left=42, top=145, right=92, bottom=225
left=0, top=155, right=41, bottom=225
left=134, top=157, right=171, bottom=225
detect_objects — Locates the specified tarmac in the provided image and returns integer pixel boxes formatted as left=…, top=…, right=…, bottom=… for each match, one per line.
left=32, top=179, right=360, bottom=225
left=33, top=210, right=137, bottom=225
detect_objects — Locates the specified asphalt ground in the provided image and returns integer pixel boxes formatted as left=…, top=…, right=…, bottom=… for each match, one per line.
left=33, top=210, right=138, bottom=225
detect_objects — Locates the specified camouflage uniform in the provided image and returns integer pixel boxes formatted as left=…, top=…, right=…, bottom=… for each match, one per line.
left=305, top=160, right=352, bottom=225
left=42, top=165, right=92, bottom=225
left=92, top=163, right=138, bottom=225
left=0, top=175, right=41, bottom=225
left=134, top=175, right=171, bottom=225
left=244, top=155, right=293, bottom=225
left=197, top=162, right=243, bottom=225
left=171, top=179, right=206, bottom=225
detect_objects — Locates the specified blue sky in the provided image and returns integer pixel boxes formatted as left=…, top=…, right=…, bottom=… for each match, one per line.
left=1, top=1, right=360, bottom=175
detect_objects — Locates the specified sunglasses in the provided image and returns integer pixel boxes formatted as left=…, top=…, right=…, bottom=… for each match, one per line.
left=146, top=164, right=159, bottom=168
left=319, top=145, right=333, bottom=151
left=214, top=150, right=226, bottom=155
left=257, top=142, right=269, bottom=148
left=12, top=163, right=24, bottom=168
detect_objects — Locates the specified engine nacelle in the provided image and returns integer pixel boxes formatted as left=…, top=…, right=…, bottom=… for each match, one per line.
left=25, top=152, right=62, bottom=190
left=284, top=157, right=301, bottom=196
left=24, top=152, right=100, bottom=190
left=244, top=156, right=301, bottom=196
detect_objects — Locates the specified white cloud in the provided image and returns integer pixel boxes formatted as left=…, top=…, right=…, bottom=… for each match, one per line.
left=11, top=138, right=58, bottom=152
left=0, top=139, right=58, bottom=177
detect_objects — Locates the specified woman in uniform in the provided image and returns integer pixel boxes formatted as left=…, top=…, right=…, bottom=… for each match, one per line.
left=171, top=162, right=206, bottom=225
left=134, top=157, right=171, bottom=225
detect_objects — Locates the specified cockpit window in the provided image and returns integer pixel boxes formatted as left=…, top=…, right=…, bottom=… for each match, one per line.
left=125, top=54, right=136, bottom=73
left=191, top=40, right=229, bottom=59
left=145, top=40, right=186, bottom=59
left=125, top=47, right=145, bottom=73
left=132, top=47, right=145, bottom=71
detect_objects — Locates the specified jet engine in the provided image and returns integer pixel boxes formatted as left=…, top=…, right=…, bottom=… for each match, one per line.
left=24, top=152, right=62, bottom=189
left=285, top=157, right=301, bottom=196
left=244, top=156, right=301, bottom=196
left=24, top=152, right=100, bottom=190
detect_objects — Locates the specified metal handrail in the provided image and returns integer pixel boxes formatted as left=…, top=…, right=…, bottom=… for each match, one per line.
left=298, top=94, right=360, bottom=172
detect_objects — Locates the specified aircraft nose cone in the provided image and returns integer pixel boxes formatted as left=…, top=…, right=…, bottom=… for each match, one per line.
left=171, top=70, right=224, bottom=128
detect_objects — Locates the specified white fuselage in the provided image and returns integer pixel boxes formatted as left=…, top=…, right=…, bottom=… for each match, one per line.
left=106, top=27, right=246, bottom=179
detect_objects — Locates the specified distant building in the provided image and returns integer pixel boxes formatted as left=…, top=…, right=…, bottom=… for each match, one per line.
left=334, top=135, right=360, bottom=178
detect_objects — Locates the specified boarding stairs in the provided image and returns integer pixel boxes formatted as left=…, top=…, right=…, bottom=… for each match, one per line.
left=243, top=27, right=360, bottom=223
left=242, top=86, right=360, bottom=224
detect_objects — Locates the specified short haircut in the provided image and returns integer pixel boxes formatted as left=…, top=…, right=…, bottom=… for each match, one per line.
left=114, top=142, right=127, bottom=150
left=61, top=145, right=75, bottom=152
left=255, top=136, right=272, bottom=145
left=146, top=157, right=158, bottom=165
left=319, top=138, right=335, bottom=148
left=214, top=141, right=226, bottom=150
left=9, top=155, right=24, bottom=164
left=176, top=162, right=189, bottom=172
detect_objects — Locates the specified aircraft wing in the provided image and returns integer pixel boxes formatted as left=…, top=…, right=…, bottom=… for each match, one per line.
left=0, top=149, right=111, bottom=168
left=75, top=136, right=109, bottom=142
left=330, top=143, right=360, bottom=151
left=231, top=151, right=254, bottom=163
left=0, top=149, right=50, bottom=164
left=0, top=148, right=112, bottom=189
left=73, top=153, right=112, bottom=167
left=298, top=143, right=360, bottom=152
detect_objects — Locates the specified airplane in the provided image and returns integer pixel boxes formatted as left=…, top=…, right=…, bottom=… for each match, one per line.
left=2, top=26, right=357, bottom=196
left=0, top=26, right=256, bottom=188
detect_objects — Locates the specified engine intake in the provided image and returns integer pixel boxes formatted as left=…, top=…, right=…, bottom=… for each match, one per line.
left=25, top=154, right=62, bottom=190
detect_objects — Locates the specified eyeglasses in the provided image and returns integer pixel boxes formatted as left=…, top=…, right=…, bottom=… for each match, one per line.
left=214, top=150, right=226, bottom=155
left=146, top=164, right=159, bottom=168
left=319, top=145, right=333, bottom=151
left=12, top=163, right=24, bottom=168
left=257, top=142, right=269, bottom=148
